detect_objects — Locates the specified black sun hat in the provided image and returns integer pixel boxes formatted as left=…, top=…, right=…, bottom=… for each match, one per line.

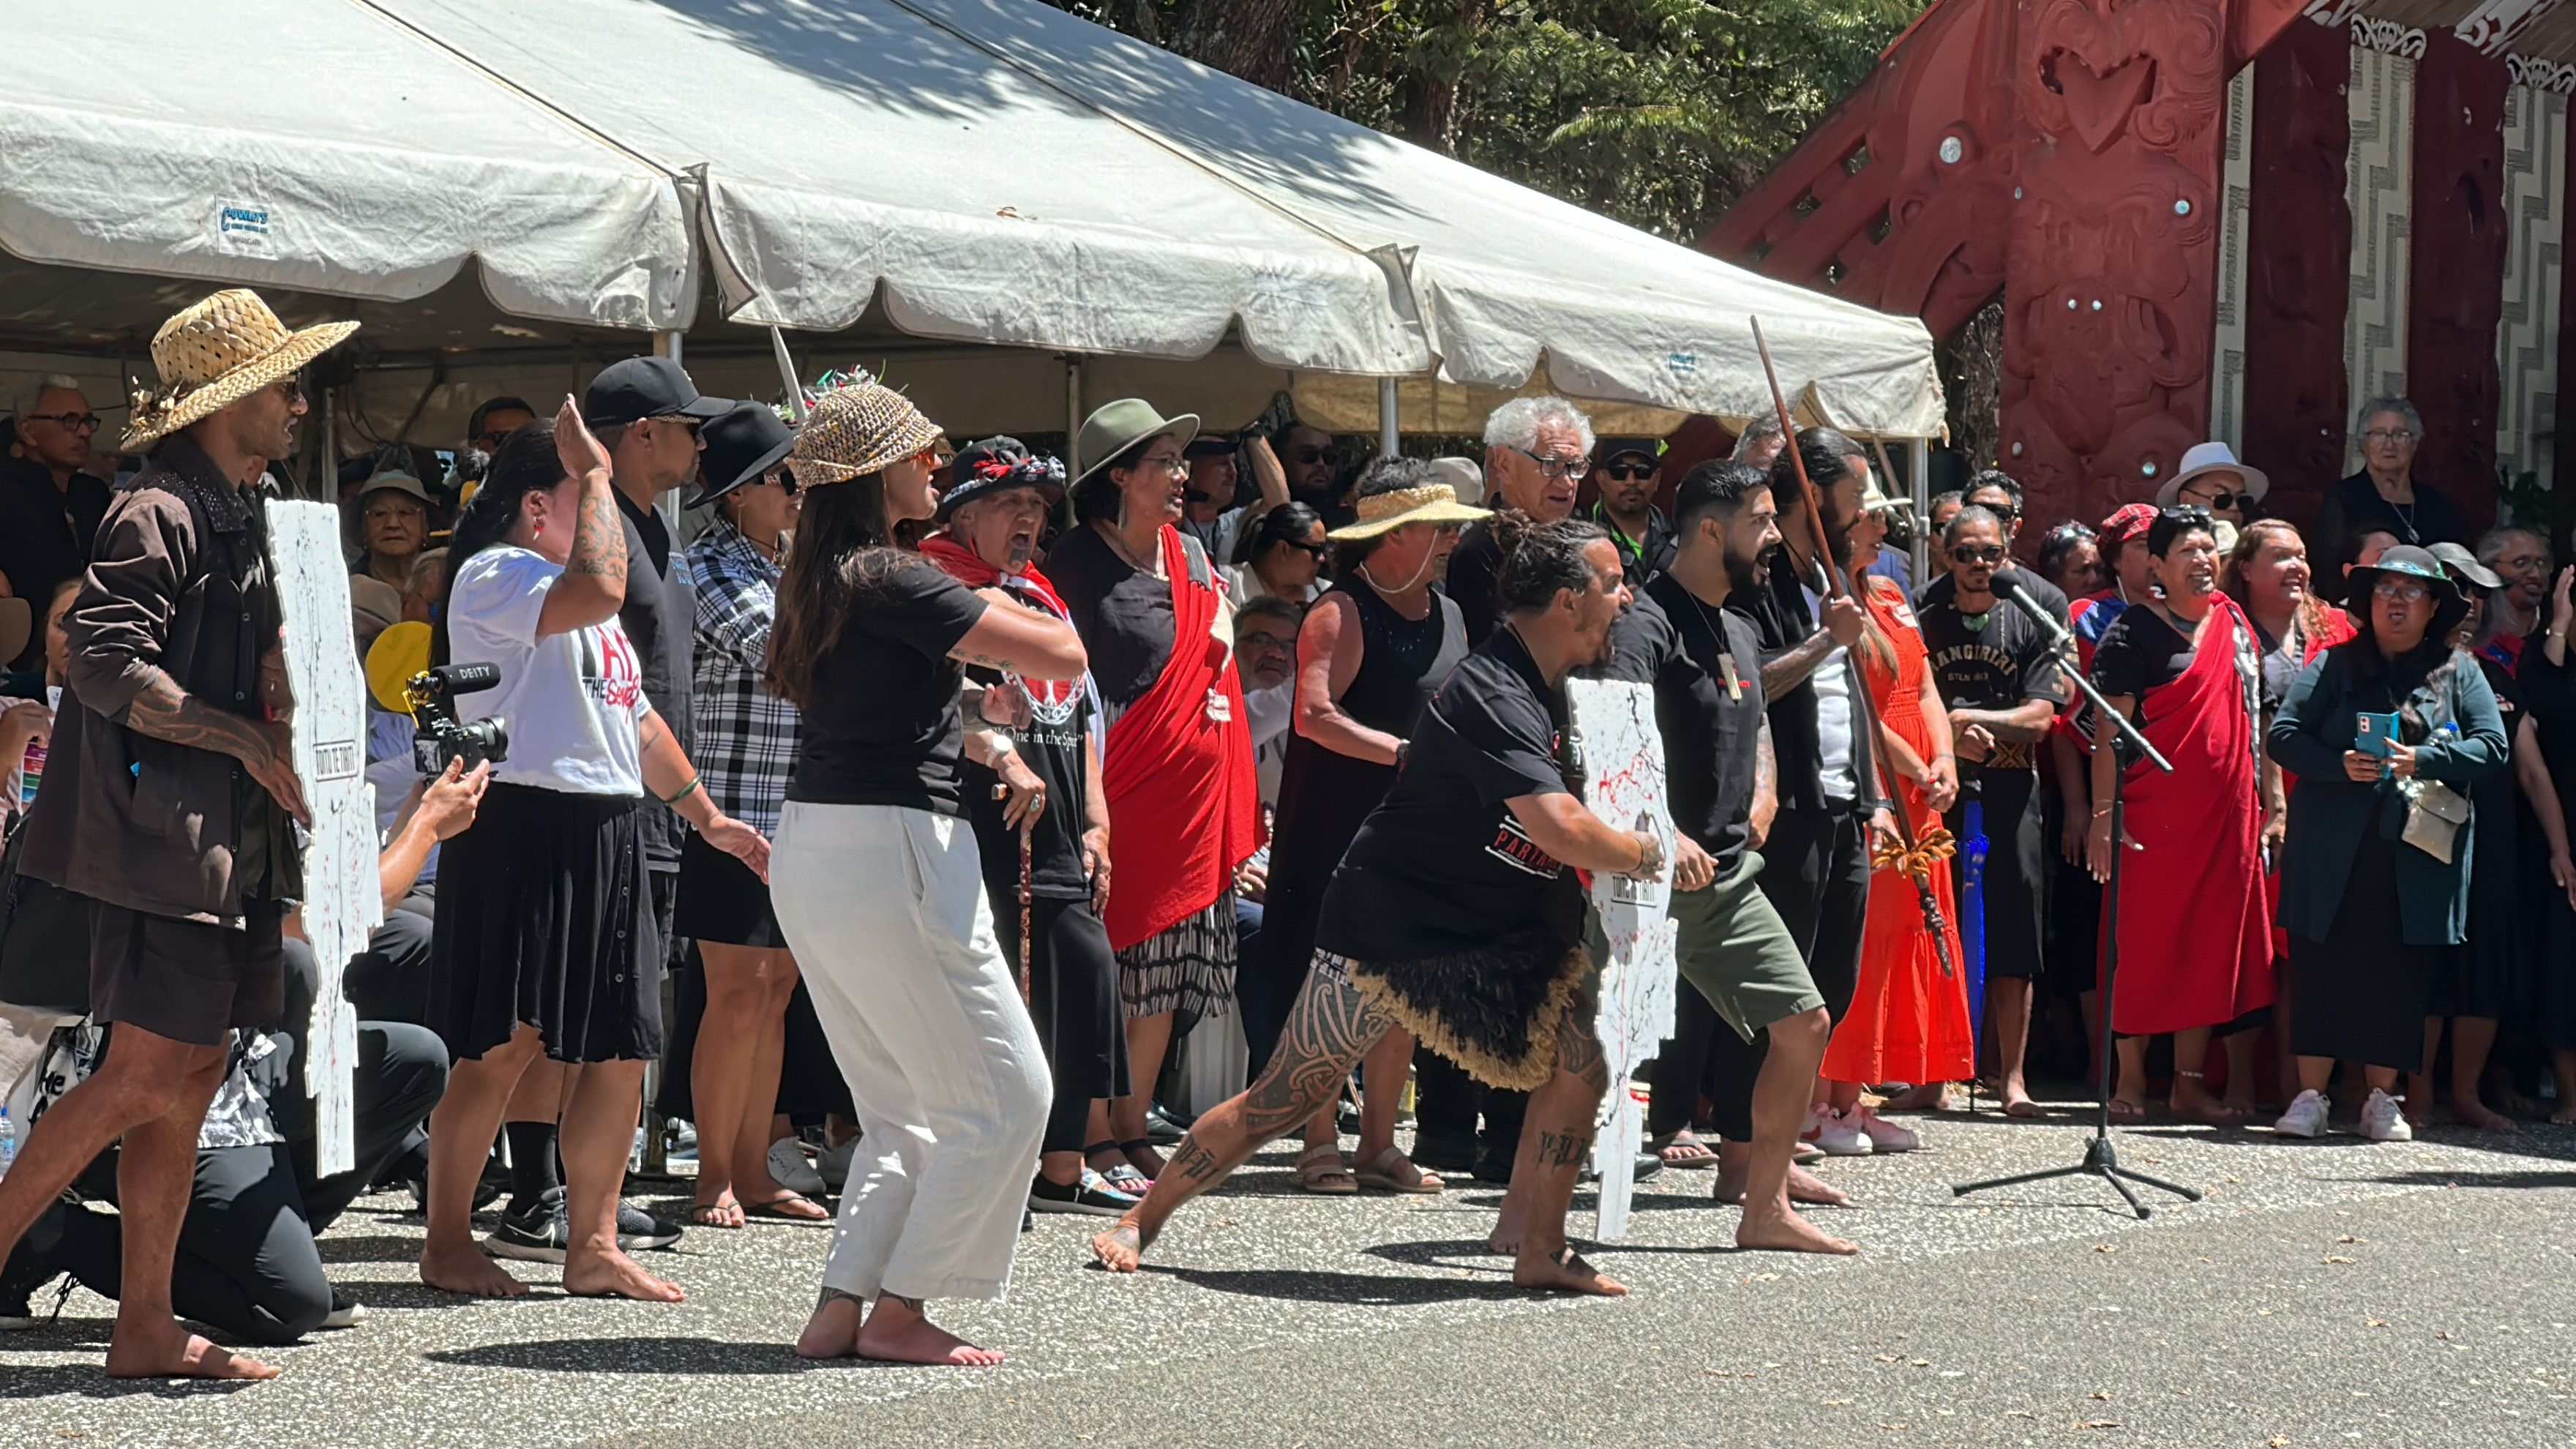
left=937, top=436, right=1066, bottom=523
left=690, top=402, right=797, bottom=508
left=2344, top=544, right=2471, bottom=637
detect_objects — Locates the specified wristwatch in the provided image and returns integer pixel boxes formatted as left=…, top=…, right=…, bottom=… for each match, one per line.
left=987, top=734, right=1018, bottom=759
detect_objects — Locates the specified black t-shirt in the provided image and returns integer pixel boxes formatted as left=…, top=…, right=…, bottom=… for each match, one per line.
left=785, top=561, right=989, bottom=815
left=964, top=592, right=1094, bottom=900
left=1317, top=631, right=1583, bottom=959
left=1046, top=525, right=1179, bottom=710
left=615, top=490, right=695, bottom=868
left=1645, top=574, right=1769, bottom=870
left=2089, top=605, right=2196, bottom=727
left=1444, top=520, right=1506, bottom=647
left=1583, top=590, right=1680, bottom=686
left=1729, top=544, right=1834, bottom=812
left=1915, top=572, right=2070, bottom=777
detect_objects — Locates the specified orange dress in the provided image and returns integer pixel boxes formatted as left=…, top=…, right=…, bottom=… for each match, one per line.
left=1820, top=577, right=1975, bottom=1085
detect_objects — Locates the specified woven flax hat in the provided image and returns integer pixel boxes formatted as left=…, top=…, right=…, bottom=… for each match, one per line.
left=123, top=289, right=359, bottom=452
left=787, top=377, right=943, bottom=488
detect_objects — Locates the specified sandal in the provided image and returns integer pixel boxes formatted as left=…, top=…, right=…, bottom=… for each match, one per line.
left=1295, top=1144, right=1357, bottom=1194
left=1647, top=1129, right=1721, bottom=1169
left=744, top=1191, right=832, bottom=1222
left=1118, top=1137, right=1168, bottom=1180
left=1352, top=1145, right=1444, bottom=1194
left=2106, top=1098, right=2149, bottom=1123
left=689, top=1200, right=745, bottom=1229
left=1085, top=1140, right=1153, bottom=1196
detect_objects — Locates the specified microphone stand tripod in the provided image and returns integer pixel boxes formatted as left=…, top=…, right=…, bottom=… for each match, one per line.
left=1950, top=583, right=2199, bottom=1219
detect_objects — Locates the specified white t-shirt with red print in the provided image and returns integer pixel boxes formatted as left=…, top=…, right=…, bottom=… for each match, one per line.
left=446, top=544, right=649, bottom=796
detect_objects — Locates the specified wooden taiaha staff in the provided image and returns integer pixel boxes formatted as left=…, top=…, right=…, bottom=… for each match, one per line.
left=1750, top=318, right=1958, bottom=978
left=1017, top=820, right=1035, bottom=1006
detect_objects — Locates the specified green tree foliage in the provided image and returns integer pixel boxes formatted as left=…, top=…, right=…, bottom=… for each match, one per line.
left=1049, top=0, right=1924, bottom=242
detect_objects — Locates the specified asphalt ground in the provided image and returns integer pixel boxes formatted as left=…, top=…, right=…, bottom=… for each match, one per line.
left=5, top=1096, right=2574, bottom=1448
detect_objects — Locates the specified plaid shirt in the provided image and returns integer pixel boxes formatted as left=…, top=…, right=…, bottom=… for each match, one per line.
left=686, top=516, right=798, bottom=836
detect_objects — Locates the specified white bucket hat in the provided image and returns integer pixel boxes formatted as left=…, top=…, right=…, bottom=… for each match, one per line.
left=2155, top=441, right=2269, bottom=507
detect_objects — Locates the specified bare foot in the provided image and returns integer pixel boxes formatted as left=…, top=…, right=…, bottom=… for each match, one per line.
left=2173, top=1095, right=2249, bottom=1126
left=1712, top=1161, right=1850, bottom=1208
left=1884, top=1082, right=1948, bottom=1112
left=1513, top=1246, right=1628, bottom=1296
left=2002, top=1092, right=2043, bottom=1119
left=1090, top=1219, right=1154, bottom=1273
left=1737, top=1204, right=1860, bottom=1255
left=421, top=1238, right=530, bottom=1298
left=563, top=1245, right=685, bottom=1303
left=856, top=1301, right=1004, bottom=1366
left=1122, top=1142, right=1169, bottom=1179
left=1486, top=1200, right=1530, bottom=1256
left=796, top=1293, right=863, bottom=1360
left=104, top=1318, right=279, bottom=1381
left=2452, top=1098, right=2517, bottom=1133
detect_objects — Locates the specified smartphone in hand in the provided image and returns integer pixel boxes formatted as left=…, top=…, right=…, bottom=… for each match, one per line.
left=2355, top=710, right=2401, bottom=758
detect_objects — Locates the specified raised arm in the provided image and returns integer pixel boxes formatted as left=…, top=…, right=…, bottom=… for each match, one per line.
left=1242, top=435, right=1291, bottom=523
left=1293, top=591, right=1401, bottom=766
left=536, top=396, right=626, bottom=638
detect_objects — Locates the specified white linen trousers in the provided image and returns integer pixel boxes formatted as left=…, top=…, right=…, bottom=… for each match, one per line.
left=770, top=801, right=1051, bottom=1303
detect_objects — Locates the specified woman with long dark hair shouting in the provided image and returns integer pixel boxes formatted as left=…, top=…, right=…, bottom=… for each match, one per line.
left=764, top=380, right=1087, bottom=1367
left=417, top=401, right=771, bottom=1303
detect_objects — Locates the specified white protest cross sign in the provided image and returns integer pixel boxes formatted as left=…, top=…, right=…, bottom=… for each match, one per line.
left=264, top=498, right=379, bottom=1177
left=1565, top=678, right=1680, bottom=1241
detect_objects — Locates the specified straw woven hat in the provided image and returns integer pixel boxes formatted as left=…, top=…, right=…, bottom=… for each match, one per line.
left=788, top=378, right=943, bottom=488
left=122, top=289, right=358, bottom=452
left=1326, top=482, right=1488, bottom=541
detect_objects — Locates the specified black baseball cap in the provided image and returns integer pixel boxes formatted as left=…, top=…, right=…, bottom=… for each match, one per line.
left=1184, top=433, right=1239, bottom=460
left=1596, top=436, right=1663, bottom=465
left=583, top=356, right=730, bottom=428
left=689, top=402, right=798, bottom=508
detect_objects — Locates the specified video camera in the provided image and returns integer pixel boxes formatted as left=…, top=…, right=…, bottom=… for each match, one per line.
left=407, top=662, right=511, bottom=775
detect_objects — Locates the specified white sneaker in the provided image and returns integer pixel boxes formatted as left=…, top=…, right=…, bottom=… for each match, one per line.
left=1854, top=1109, right=1921, bottom=1153
left=1811, top=1108, right=1876, bottom=1156
left=815, top=1135, right=858, bottom=1191
left=2274, top=1089, right=2329, bottom=1139
left=2360, top=1088, right=2414, bottom=1142
left=768, top=1137, right=828, bottom=1197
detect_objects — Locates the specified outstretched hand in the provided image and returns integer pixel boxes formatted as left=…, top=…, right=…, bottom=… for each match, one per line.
left=554, top=394, right=612, bottom=483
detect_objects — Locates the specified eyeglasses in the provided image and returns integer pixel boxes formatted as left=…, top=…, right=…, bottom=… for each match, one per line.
left=1951, top=544, right=2007, bottom=564
left=472, top=430, right=513, bottom=451
left=2365, top=428, right=2416, bottom=444
left=1603, top=460, right=1656, bottom=482
left=2182, top=488, right=2244, bottom=512
left=1295, top=446, right=1341, bottom=468
left=2372, top=578, right=2432, bottom=604
left=22, top=411, right=100, bottom=433
left=1513, top=446, right=1590, bottom=480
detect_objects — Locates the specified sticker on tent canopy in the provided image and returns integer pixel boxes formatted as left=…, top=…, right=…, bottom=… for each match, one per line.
left=217, top=203, right=275, bottom=258
left=1664, top=351, right=1699, bottom=375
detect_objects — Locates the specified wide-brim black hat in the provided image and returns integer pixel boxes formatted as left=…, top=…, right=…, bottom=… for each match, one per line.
left=2344, top=544, right=2472, bottom=637
left=689, top=401, right=797, bottom=508
left=937, top=435, right=1066, bottom=523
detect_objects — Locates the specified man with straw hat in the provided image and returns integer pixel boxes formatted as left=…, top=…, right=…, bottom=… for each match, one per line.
left=1, top=288, right=354, bottom=1382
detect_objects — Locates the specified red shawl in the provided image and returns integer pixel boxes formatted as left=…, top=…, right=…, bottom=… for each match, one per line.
left=1098, top=526, right=1259, bottom=950
left=2105, top=595, right=2276, bottom=1034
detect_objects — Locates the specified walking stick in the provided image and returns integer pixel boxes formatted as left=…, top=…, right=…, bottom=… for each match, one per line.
left=1018, top=820, right=1035, bottom=1007
left=1749, top=318, right=1957, bottom=978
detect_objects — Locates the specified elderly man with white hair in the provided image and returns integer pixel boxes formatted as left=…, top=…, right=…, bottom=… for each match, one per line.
left=1445, top=395, right=1597, bottom=648
left=0, top=374, right=113, bottom=668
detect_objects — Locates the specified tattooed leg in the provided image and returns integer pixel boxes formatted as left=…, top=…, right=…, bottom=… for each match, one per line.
left=1092, top=967, right=1390, bottom=1272
left=1505, top=1003, right=1625, bottom=1296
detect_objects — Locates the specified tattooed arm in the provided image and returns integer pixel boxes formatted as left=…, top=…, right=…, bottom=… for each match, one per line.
left=1750, top=717, right=1778, bottom=848
left=948, top=588, right=1087, bottom=681
left=535, top=397, right=626, bottom=638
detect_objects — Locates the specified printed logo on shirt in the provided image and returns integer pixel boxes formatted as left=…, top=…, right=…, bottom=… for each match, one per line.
left=1486, top=815, right=1564, bottom=877
left=580, top=626, right=645, bottom=711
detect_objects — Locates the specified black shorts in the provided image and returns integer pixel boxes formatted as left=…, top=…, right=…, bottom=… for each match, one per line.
left=90, top=900, right=288, bottom=1047
left=673, top=830, right=784, bottom=949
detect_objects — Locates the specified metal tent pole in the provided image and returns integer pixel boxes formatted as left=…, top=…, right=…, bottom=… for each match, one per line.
left=1378, top=376, right=1399, bottom=458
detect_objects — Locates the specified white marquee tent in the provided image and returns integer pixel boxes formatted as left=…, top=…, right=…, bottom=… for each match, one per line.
left=0, top=0, right=1944, bottom=451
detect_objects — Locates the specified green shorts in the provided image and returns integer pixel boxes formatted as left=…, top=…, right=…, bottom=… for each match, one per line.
left=1670, top=851, right=1821, bottom=1041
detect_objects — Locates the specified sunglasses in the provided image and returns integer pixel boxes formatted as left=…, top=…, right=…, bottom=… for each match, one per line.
left=1603, top=460, right=1656, bottom=482
left=648, top=414, right=705, bottom=438
left=1969, top=498, right=2020, bottom=521
left=1951, top=544, right=2007, bottom=564
left=2182, top=488, right=2245, bottom=512
left=1286, top=540, right=1330, bottom=560
left=1295, top=446, right=1341, bottom=467
left=23, top=411, right=100, bottom=433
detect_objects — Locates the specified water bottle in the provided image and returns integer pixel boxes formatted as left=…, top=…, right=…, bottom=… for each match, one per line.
left=0, top=1104, right=16, bottom=1181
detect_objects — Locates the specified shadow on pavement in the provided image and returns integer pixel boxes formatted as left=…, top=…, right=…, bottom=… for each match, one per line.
left=0, top=1364, right=268, bottom=1399
left=1140, top=1251, right=1531, bottom=1306
left=2349, top=1168, right=2576, bottom=1189
left=426, top=1336, right=833, bottom=1374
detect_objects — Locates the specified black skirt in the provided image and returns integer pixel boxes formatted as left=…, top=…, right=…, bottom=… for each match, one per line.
left=2288, top=825, right=2440, bottom=1071
left=429, top=782, right=662, bottom=1064
left=674, top=828, right=787, bottom=948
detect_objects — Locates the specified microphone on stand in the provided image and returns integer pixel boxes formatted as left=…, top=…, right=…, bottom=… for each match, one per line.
left=1994, top=573, right=2074, bottom=647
